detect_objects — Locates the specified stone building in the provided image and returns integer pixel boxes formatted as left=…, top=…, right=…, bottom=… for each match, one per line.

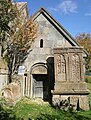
left=1, top=6, right=89, bottom=110
left=20, top=8, right=89, bottom=110
left=53, top=47, right=89, bottom=110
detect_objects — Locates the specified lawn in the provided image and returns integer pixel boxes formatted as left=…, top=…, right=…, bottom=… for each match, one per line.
left=12, top=97, right=91, bottom=120
left=12, top=79, right=91, bottom=120
left=0, top=97, right=91, bottom=120
left=0, top=76, right=91, bottom=120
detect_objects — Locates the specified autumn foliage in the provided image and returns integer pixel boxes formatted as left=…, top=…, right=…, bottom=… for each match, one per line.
left=0, top=0, right=37, bottom=82
left=76, top=33, right=91, bottom=71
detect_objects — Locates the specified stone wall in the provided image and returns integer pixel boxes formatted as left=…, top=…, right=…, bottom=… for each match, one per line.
left=52, top=47, right=89, bottom=110
left=24, top=13, right=72, bottom=72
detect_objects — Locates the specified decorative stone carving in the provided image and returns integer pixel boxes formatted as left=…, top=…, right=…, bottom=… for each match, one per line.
left=31, top=64, right=47, bottom=74
left=57, top=55, right=66, bottom=81
left=52, top=47, right=89, bottom=110
left=71, top=54, right=80, bottom=81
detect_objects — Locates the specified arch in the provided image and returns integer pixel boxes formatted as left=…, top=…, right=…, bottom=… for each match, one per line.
left=30, top=62, right=49, bottom=100
left=30, top=62, right=47, bottom=74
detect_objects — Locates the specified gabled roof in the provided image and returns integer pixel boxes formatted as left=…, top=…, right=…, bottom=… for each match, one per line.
left=31, top=7, right=80, bottom=47
left=30, top=7, right=87, bottom=56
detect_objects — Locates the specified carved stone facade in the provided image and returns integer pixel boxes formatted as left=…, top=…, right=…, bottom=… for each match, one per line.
left=52, top=47, right=89, bottom=110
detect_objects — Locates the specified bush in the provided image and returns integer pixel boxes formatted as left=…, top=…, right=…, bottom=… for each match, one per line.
left=85, top=76, right=91, bottom=83
left=1, top=97, right=91, bottom=120
left=0, top=98, right=18, bottom=120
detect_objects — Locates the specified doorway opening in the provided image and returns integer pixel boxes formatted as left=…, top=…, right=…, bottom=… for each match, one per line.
left=33, top=74, right=49, bottom=101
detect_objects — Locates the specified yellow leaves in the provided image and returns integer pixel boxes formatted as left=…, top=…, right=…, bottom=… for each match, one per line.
left=2, top=1, right=38, bottom=76
left=26, top=19, right=38, bottom=40
left=5, top=2, right=38, bottom=54
left=76, top=33, right=91, bottom=70
left=76, top=33, right=91, bottom=54
left=11, top=15, right=37, bottom=47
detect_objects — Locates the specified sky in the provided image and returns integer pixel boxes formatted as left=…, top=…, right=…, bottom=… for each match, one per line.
left=15, top=0, right=91, bottom=37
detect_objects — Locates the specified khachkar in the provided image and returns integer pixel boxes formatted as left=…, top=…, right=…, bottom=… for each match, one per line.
left=52, top=47, right=89, bottom=110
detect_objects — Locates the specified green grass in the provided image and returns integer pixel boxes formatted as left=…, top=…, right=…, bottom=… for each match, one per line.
left=85, top=76, right=91, bottom=84
left=78, top=110, right=91, bottom=119
left=1, top=97, right=91, bottom=120
left=1, top=76, right=91, bottom=120
left=12, top=77, right=91, bottom=120
left=13, top=98, right=57, bottom=120
left=12, top=97, right=91, bottom=120
left=14, top=99, right=54, bottom=119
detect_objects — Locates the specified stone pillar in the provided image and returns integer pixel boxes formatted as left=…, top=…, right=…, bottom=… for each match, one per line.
left=52, top=47, right=89, bottom=110
left=27, top=71, right=29, bottom=97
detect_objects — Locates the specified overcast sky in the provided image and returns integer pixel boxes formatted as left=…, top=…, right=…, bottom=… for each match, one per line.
left=15, top=0, right=91, bottom=37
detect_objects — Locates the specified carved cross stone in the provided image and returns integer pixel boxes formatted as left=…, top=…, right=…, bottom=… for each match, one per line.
left=52, top=47, right=89, bottom=110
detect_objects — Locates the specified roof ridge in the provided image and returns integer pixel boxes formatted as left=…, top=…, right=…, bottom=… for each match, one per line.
left=29, top=7, right=87, bottom=55
left=31, top=7, right=79, bottom=46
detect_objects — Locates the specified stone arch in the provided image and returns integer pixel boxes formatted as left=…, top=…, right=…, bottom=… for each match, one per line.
left=30, top=62, right=47, bottom=74
left=30, top=62, right=49, bottom=100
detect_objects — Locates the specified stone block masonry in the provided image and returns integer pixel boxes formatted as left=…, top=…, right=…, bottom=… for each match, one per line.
left=52, top=47, right=89, bottom=110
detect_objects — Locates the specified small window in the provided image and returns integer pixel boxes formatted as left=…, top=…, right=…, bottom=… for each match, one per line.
left=40, top=39, right=43, bottom=48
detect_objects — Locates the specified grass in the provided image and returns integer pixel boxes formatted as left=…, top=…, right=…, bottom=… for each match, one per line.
left=0, top=97, right=91, bottom=120
left=12, top=97, right=91, bottom=120
left=85, top=76, right=91, bottom=84
left=0, top=76, right=91, bottom=120
left=12, top=75, right=91, bottom=120
left=13, top=98, right=57, bottom=119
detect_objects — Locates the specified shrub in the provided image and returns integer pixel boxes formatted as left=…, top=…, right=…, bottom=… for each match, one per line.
left=85, top=76, right=91, bottom=83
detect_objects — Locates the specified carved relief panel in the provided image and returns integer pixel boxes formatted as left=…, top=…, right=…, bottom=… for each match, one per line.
left=71, top=54, right=81, bottom=81
left=54, top=47, right=83, bottom=83
left=57, top=54, right=66, bottom=81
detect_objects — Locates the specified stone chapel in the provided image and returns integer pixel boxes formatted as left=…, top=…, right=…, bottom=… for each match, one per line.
left=1, top=3, right=89, bottom=110
left=22, top=7, right=89, bottom=110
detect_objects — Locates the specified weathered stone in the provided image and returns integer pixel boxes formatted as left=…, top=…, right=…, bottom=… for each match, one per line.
left=1, top=82, right=21, bottom=105
left=0, top=6, right=89, bottom=110
left=52, top=47, right=89, bottom=110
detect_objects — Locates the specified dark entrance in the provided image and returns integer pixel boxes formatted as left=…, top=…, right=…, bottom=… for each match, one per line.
left=33, top=74, right=49, bottom=101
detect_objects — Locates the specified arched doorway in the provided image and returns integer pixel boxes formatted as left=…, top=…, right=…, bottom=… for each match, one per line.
left=31, top=63, right=49, bottom=101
